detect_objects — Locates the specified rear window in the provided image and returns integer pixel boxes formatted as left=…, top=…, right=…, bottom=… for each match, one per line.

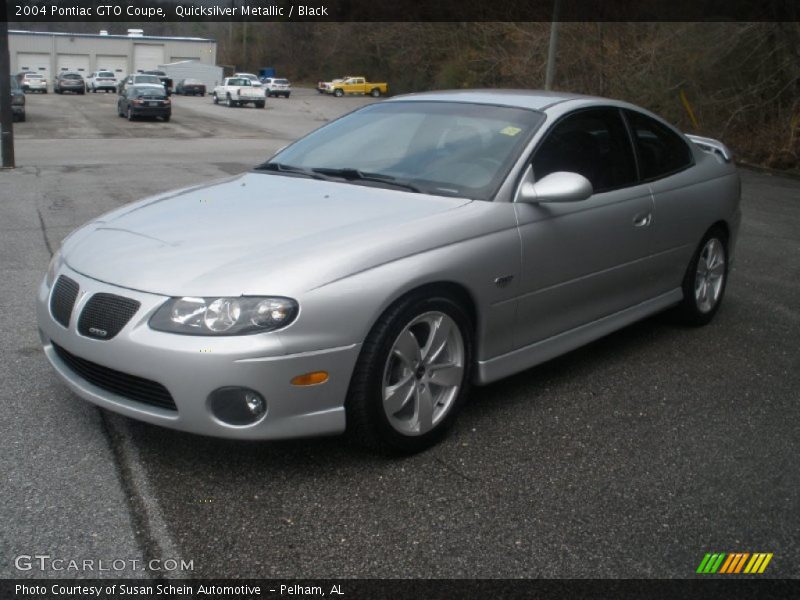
left=184, top=79, right=202, bottom=84
left=63, top=74, right=82, bottom=79
left=134, top=75, right=161, bottom=84
left=274, top=79, right=289, bottom=85
left=132, top=88, right=166, bottom=98
left=98, top=72, right=115, bottom=78
left=27, top=74, right=43, bottom=79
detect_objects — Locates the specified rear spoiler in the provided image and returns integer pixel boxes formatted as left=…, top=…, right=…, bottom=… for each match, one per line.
left=685, top=134, right=732, bottom=163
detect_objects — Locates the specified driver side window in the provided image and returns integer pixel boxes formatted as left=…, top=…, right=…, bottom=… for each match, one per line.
left=532, top=108, right=637, bottom=193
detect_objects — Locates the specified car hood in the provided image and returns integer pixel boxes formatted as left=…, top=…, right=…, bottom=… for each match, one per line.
left=63, top=173, right=475, bottom=297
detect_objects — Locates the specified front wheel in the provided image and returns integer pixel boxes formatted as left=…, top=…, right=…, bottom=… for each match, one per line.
left=675, top=227, right=729, bottom=326
left=333, top=88, right=344, bottom=97
left=127, top=107, right=134, bottom=121
left=346, top=294, right=473, bottom=454
left=255, top=101, right=265, bottom=109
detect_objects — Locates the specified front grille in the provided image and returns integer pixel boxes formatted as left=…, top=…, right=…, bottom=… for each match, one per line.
left=78, top=293, right=141, bottom=340
left=52, top=343, right=177, bottom=411
left=50, top=275, right=80, bottom=328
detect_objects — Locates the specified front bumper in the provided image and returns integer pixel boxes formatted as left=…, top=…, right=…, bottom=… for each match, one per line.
left=36, top=266, right=359, bottom=440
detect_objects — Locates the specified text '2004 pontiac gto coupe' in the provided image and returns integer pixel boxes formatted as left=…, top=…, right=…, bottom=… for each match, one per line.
left=37, top=90, right=741, bottom=453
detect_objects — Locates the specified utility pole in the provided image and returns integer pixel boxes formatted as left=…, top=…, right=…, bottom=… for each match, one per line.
left=0, top=4, right=15, bottom=169
left=544, top=0, right=561, bottom=91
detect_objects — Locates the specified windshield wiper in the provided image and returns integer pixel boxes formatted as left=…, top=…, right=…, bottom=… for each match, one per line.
left=311, top=168, right=422, bottom=193
left=253, top=162, right=333, bottom=181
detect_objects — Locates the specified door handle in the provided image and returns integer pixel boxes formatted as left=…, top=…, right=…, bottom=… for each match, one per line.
left=633, top=213, right=652, bottom=227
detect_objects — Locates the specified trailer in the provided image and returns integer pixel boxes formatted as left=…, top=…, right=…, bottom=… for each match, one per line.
left=157, top=60, right=224, bottom=93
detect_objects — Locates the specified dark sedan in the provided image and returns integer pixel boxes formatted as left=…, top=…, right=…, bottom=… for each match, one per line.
left=175, top=78, right=206, bottom=96
left=54, top=72, right=85, bottom=94
left=10, top=76, right=26, bottom=121
left=117, top=84, right=171, bottom=121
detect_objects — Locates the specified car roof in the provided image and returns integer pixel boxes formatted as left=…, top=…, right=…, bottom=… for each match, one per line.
left=385, top=89, right=634, bottom=113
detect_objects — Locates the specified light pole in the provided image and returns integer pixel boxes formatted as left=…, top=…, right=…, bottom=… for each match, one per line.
left=544, top=0, right=561, bottom=91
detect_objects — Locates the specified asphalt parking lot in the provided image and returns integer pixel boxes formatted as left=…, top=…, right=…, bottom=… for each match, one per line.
left=2, top=88, right=798, bottom=579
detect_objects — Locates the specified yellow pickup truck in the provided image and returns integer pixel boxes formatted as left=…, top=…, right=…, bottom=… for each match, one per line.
left=327, top=76, right=388, bottom=98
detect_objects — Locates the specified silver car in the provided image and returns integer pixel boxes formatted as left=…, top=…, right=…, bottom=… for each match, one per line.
left=37, top=90, right=741, bottom=453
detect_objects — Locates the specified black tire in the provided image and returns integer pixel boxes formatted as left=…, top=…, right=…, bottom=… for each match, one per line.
left=212, top=93, right=219, bottom=104
left=19, top=112, right=26, bottom=123
left=127, top=107, right=134, bottom=121
left=255, top=101, right=265, bottom=109
left=226, top=94, right=234, bottom=107
left=79, top=90, right=85, bottom=95
left=163, top=115, right=171, bottom=122
left=284, top=93, right=291, bottom=98
left=334, top=88, right=344, bottom=97
left=345, top=292, right=473, bottom=454
left=370, top=88, right=381, bottom=97
left=674, top=226, right=729, bottom=327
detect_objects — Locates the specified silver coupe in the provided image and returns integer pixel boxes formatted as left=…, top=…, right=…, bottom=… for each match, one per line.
left=37, top=90, right=741, bottom=453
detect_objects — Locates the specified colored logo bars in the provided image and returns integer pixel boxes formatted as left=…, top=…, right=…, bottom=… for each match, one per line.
left=696, top=553, right=773, bottom=574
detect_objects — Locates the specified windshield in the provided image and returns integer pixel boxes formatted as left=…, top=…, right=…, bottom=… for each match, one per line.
left=267, top=101, right=544, bottom=200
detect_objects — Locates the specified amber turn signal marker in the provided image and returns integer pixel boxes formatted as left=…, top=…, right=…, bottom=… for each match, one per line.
left=291, top=371, right=329, bottom=386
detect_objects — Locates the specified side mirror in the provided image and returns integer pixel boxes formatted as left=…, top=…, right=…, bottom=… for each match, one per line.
left=518, top=171, right=593, bottom=204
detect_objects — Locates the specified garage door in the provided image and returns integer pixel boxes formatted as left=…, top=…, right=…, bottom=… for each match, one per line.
left=17, top=52, right=50, bottom=82
left=96, top=55, right=128, bottom=76
left=133, top=44, right=165, bottom=72
left=57, top=54, right=90, bottom=74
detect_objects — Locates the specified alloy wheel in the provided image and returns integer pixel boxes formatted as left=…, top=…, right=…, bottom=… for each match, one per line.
left=695, top=238, right=726, bottom=313
left=381, top=311, right=465, bottom=436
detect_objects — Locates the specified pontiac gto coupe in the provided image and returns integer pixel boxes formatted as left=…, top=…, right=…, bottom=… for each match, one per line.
left=38, top=90, right=740, bottom=453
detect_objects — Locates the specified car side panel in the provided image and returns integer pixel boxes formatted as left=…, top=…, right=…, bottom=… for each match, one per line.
left=648, top=147, right=741, bottom=294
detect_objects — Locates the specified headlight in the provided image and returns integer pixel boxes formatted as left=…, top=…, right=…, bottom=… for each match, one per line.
left=149, top=296, right=298, bottom=336
left=45, top=250, right=64, bottom=288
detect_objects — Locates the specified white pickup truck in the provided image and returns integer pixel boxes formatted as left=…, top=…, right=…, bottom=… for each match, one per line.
left=212, top=77, right=266, bottom=108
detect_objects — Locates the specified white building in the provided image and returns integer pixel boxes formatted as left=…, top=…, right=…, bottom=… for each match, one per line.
left=10, top=29, right=217, bottom=85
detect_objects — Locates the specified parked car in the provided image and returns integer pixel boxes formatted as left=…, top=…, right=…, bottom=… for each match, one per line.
left=262, top=77, right=291, bottom=98
left=19, top=72, right=47, bottom=93
left=117, top=84, right=171, bottom=121
left=327, top=76, right=388, bottom=97
left=54, top=72, right=85, bottom=94
left=234, top=73, right=263, bottom=87
left=317, top=76, right=349, bottom=94
left=118, top=74, right=164, bottom=95
left=86, top=71, right=118, bottom=93
left=36, top=90, right=741, bottom=454
left=175, top=78, right=206, bottom=96
left=140, top=70, right=173, bottom=95
left=10, top=76, right=26, bottom=121
left=212, top=77, right=265, bottom=108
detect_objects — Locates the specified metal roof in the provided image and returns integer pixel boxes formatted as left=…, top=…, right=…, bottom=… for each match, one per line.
left=10, top=29, right=216, bottom=43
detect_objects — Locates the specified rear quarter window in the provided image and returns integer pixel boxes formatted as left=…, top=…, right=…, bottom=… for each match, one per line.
left=625, top=110, right=693, bottom=180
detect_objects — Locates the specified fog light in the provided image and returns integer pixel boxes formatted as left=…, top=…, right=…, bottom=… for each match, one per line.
left=208, top=387, right=267, bottom=426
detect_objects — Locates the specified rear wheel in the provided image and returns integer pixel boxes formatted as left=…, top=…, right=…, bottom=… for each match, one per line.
left=226, top=94, right=234, bottom=107
left=127, top=107, right=134, bottom=121
left=675, top=227, right=729, bottom=326
left=212, top=93, right=219, bottom=104
left=370, top=88, right=381, bottom=97
left=163, top=115, right=171, bottom=122
left=255, top=101, right=265, bottom=109
left=346, top=293, right=473, bottom=454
